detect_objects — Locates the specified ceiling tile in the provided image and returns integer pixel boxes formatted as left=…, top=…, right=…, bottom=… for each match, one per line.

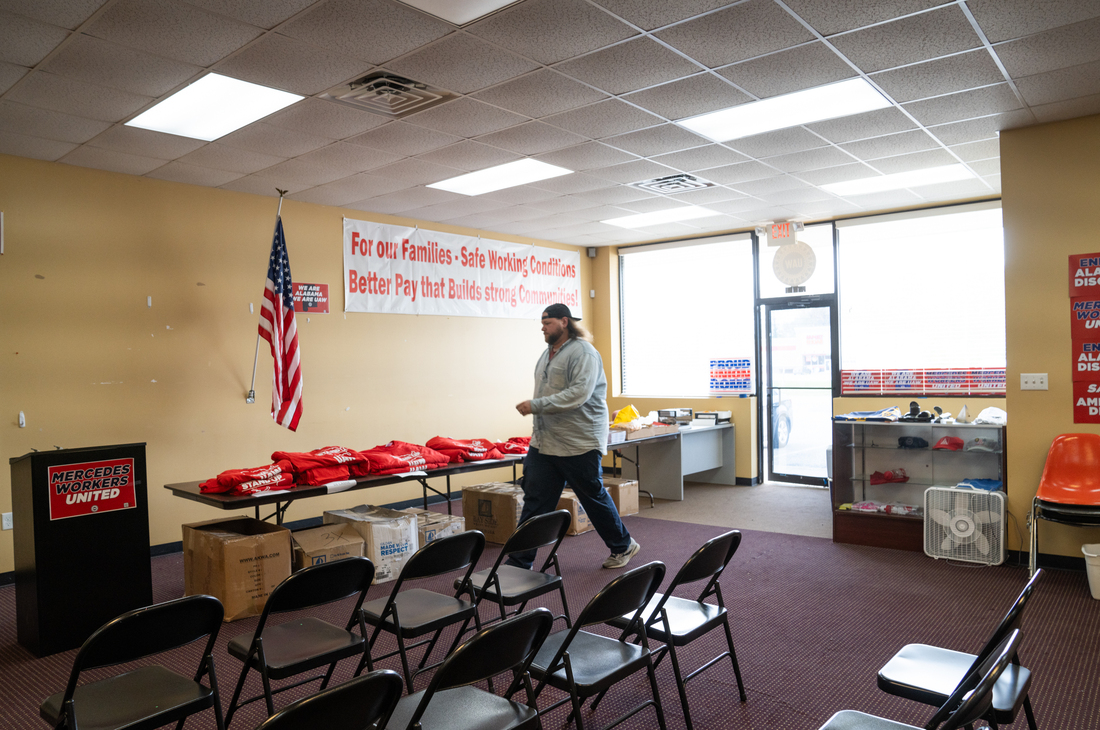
left=925, top=111, right=1032, bottom=145
left=289, top=184, right=368, bottom=207
left=761, top=187, right=836, bottom=205
left=1015, top=58, right=1100, bottom=106
left=706, top=197, right=779, bottom=215
left=442, top=212, right=519, bottom=229
left=587, top=158, right=678, bottom=184
left=537, top=180, right=641, bottom=203
left=727, top=127, right=830, bottom=158
left=789, top=200, right=862, bottom=218
left=703, top=160, right=782, bottom=185
left=85, top=0, right=262, bottom=66
left=994, top=16, right=1100, bottom=78
left=357, top=186, right=461, bottom=214
left=256, top=157, right=352, bottom=187
left=280, top=0, right=452, bottom=65
left=543, top=98, right=663, bottom=139
left=796, top=162, right=880, bottom=185
left=263, top=98, right=389, bottom=140
left=840, top=129, right=940, bottom=159
left=902, top=83, right=1023, bottom=127
left=471, top=70, right=609, bottom=119
left=842, top=189, right=923, bottom=209
left=622, top=74, right=752, bottom=120
left=529, top=172, right=618, bottom=194
left=601, top=124, right=710, bottom=157
left=781, top=0, right=945, bottom=36
left=145, top=161, right=243, bottom=186
left=367, top=157, right=464, bottom=185
left=732, top=175, right=810, bottom=196
left=871, top=50, right=1006, bottom=103
left=469, top=0, right=637, bottom=65
left=949, top=138, right=999, bottom=161
left=655, top=0, right=814, bottom=69
left=659, top=185, right=745, bottom=204
left=968, top=0, right=1100, bottom=43
left=534, top=142, right=637, bottom=171
left=185, top=0, right=316, bottom=29
left=650, top=144, right=749, bottom=172
left=555, top=37, right=701, bottom=96
left=804, top=107, right=918, bottom=144
left=868, top=148, right=958, bottom=174
left=830, top=5, right=982, bottom=73
left=408, top=196, right=510, bottom=221
left=1030, top=90, right=1100, bottom=124
left=589, top=0, right=732, bottom=32
left=387, top=33, right=538, bottom=95
left=175, top=142, right=286, bottom=174
left=346, top=121, right=460, bottom=156
left=912, top=177, right=995, bottom=201
left=763, top=145, right=856, bottom=173
left=6, top=71, right=151, bottom=122
left=59, top=144, right=166, bottom=175
left=567, top=203, right=638, bottom=220
left=295, top=141, right=404, bottom=175
left=0, top=100, right=111, bottom=143
left=0, top=10, right=70, bottom=66
left=476, top=120, right=587, bottom=155
left=416, top=140, right=521, bottom=170
left=0, top=129, right=77, bottom=160
left=718, top=42, right=855, bottom=99
left=219, top=173, right=300, bottom=197
left=1, top=0, right=111, bottom=30
left=0, top=60, right=28, bottom=94
left=404, top=97, right=527, bottom=138
left=216, top=33, right=369, bottom=96
left=86, top=125, right=207, bottom=158
left=218, top=121, right=333, bottom=157
left=480, top=186, right=563, bottom=204
left=525, top=196, right=600, bottom=214
left=492, top=203, right=567, bottom=222
left=969, top=158, right=1000, bottom=176
left=283, top=172, right=411, bottom=205
left=39, top=34, right=201, bottom=97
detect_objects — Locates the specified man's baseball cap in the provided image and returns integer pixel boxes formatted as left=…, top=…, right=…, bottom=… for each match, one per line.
left=933, top=436, right=965, bottom=451
left=542, top=303, right=580, bottom=320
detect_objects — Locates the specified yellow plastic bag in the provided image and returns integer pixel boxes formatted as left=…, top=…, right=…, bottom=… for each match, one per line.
left=611, top=405, right=640, bottom=427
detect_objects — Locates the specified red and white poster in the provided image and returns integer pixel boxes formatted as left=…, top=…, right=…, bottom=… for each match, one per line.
left=292, top=282, right=328, bottom=313
left=1069, top=253, right=1100, bottom=421
left=47, top=458, right=137, bottom=520
left=343, top=219, right=582, bottom=319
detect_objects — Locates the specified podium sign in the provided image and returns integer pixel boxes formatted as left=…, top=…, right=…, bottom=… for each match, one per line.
left=10, top=443, right=153, bottom=656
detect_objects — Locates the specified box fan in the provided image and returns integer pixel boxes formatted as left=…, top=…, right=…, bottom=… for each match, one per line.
left=924, top=486, right=1005, bottom=565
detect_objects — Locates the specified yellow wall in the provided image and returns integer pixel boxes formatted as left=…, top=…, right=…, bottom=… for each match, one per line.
left=1001, top=113, right=1100, bottom=558
left=0, top=153, right=588, bottom=574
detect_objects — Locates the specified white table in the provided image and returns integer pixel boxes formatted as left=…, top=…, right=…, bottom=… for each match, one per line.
left=610, top=423, right=736, bottom=503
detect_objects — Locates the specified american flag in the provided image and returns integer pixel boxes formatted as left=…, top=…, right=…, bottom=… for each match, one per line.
left=259, top=217, right=303, bottom=431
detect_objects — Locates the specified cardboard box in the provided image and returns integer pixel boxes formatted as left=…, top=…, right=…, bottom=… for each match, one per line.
left=324, top=505, right=418, bottom=584
left=462, top=483, right=525, bottom=544
left=557, top=489, right=593, bottom=535
left=608, top=428, right=627, bottom=445
left=401, top=507, right=466, bottom=545
left=603, top=477, right=639, bottom=517
left=291, top=523, right=364, bottom=572
left=183, top=517, right=292, bottom=622
left=626, top=423, right=680, bottom=441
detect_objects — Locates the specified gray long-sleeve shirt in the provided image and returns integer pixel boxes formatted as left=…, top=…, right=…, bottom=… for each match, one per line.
left=530, top=337, right=609, bottom=456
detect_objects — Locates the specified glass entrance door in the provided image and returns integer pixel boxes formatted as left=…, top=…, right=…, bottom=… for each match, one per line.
left=765, top=303, right=835, bottom=485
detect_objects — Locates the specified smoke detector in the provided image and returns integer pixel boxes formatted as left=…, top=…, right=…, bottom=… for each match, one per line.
left=630, top=174, right=716, bottom=195
left=319, top=73, right=456, bottom=119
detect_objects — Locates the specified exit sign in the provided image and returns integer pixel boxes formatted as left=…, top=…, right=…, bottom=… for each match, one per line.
left=768, top=222, right=797, bottom=247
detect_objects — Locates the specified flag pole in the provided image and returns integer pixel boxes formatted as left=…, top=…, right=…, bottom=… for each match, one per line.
left=247, top=188, right=289, bottom=404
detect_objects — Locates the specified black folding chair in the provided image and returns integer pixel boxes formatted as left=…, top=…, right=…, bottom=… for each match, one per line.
left=254, top=669, right=403, bottom=730
left=459, top=509, right=573, bottom=629
left=40, top=594, right=226, bottom=730
left=877, top=569, right=1041, bottom=730
left=356, top=529, right=486, bottom=693
left=384, top=608, right=555, bottom=730
left=529, top=561, right=668, bottom=730
left=821, top=629, right=1025, bottom=730
left=224, top=556, right=376, bottom=725
left=602, top=529, right=745, bottom=730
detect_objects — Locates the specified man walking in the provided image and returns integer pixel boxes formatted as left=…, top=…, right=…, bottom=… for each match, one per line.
left=514, top=303, right=639, bottom=569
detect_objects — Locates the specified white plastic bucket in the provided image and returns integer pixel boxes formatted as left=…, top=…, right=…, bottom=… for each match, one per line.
left=1083, top=544, right=1100, bottom=600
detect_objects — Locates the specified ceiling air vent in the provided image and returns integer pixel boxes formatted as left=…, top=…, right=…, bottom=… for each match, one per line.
left=319, top=72, right=455, bottom=119
left=630, top=174, right=717, bottom=195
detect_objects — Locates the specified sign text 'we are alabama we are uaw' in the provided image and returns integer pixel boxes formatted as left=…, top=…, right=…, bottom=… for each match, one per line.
left=342, top=219, right=582, bottom=320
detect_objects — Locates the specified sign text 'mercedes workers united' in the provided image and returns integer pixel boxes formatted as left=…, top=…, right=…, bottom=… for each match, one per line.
left=46, top=457, right=137, bottom=520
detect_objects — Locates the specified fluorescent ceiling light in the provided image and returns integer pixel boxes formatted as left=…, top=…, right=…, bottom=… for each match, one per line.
left=398, top=0, right=522, bottom=25
left=602, top=206, right=719, bottom=229
left=822, top=164, right=977, bottom=196
left=428, top=159, right=573, bottom=196
left=677, top=78, right=892, bottom=143
left=126, top=74, right=303, bottom=141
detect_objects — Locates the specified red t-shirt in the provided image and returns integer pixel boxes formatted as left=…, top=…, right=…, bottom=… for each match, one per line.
left=426, top=436, right=504, bottom=463
left=200, top=460, right=294, bottom=495
left=494, top=436, right=530, bottom=455
left=359, top=441, right=450, bottom=474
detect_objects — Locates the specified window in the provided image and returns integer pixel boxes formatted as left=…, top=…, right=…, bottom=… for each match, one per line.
left=836, top=203, right=1005, bottom=395
left=619, top=234, right=755, bottom=396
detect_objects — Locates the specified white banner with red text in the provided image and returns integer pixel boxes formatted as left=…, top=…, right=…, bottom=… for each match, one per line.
left=343, top=219, right=582, bottom=319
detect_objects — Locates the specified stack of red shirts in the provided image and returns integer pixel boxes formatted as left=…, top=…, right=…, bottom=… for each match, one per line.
left=359, top=441, right=450, bottom=475
left=200, top=460, right=294, bottom=495
left=270, top=446, right=369, bottom=486
left=426, top=437, right=504, bottom=464
left=494, top=436, right=530, bottom=455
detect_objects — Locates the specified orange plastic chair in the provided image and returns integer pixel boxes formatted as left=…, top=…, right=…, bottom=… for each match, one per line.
left=1029, top=434, right=1100, bottom=575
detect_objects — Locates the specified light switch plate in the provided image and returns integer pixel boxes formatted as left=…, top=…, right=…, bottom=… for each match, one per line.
left=1021, top=373, right=1048, bottom=390
left=2, top=513, right=12, bottom=531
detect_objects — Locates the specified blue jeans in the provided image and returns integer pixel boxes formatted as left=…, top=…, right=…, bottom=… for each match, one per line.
left=510, top=447, right=632, bottom=569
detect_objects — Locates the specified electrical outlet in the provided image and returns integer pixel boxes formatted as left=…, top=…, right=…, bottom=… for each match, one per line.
left=1, top=512, right=12, bottom=531
left=1020, top=373, right=1048, bottom=390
